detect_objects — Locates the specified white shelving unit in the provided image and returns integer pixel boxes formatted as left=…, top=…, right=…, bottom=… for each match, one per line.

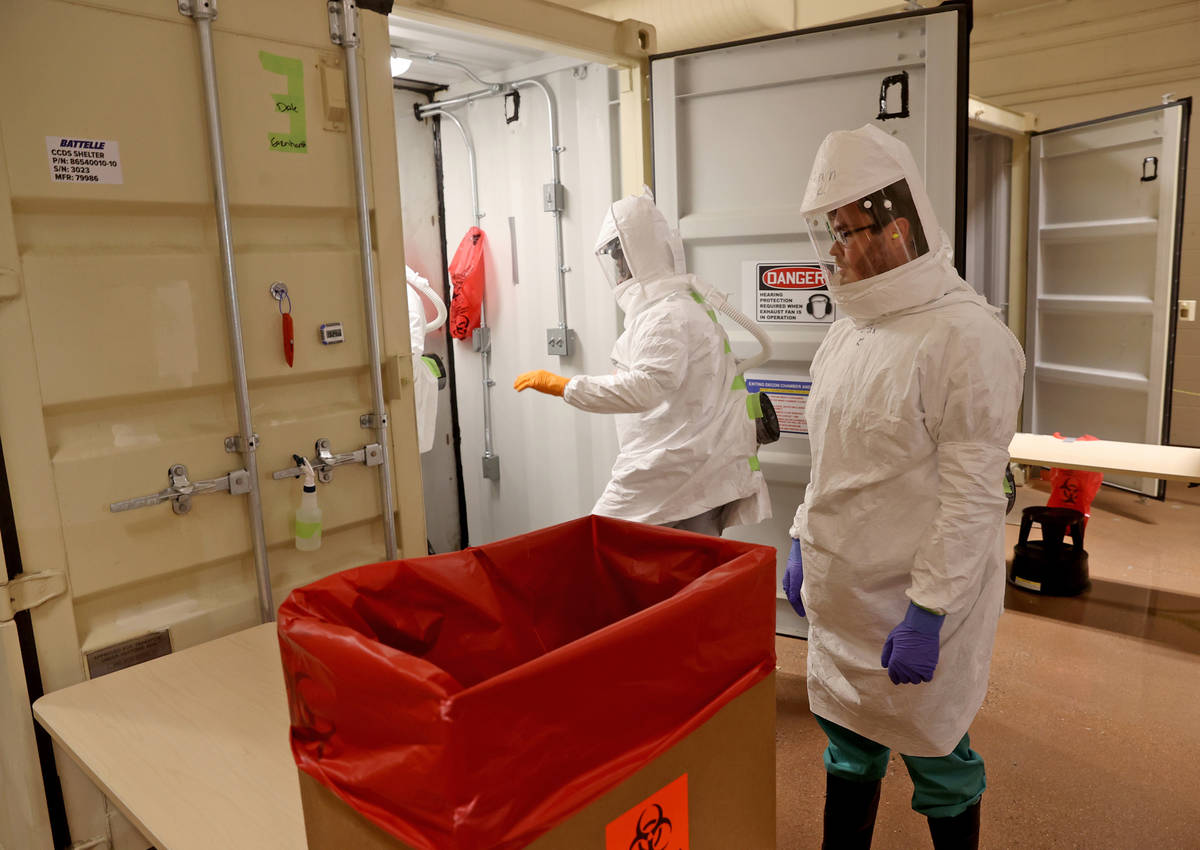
left=1024, top=103, right=1188, bottom=497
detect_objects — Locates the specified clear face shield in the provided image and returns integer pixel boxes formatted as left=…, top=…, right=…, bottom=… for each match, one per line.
left=596, top=236, right=634, bottom=289
left=804, top=178, right=930, bottom=286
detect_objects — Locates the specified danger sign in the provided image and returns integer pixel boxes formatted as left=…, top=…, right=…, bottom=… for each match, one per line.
left=749, top=262, right=837, bottom=325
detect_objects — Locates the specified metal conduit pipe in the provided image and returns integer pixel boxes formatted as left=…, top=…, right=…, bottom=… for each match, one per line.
left=331, top=2, right=399, bottom=560
left=415, top=72, right=572, bottom=356
left=187, top=7, right=274, bottom=623
left=397, top=49, right=504, bottom=90
left=429, top=109, right=498, bottom=472
left=509, top=78, right=570, bottom=356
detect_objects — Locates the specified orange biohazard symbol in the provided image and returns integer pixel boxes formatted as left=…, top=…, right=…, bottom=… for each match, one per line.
left=606, top=774, right=688, bottom=850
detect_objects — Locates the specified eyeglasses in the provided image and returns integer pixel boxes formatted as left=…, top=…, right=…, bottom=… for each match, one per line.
left=829, top=223, right=879, bottom=245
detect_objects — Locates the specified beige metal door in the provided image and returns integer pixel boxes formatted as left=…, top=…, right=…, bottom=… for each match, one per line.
left=0, top=578, right=55, bottom=850
left=0, top=0, right=424, bottom=845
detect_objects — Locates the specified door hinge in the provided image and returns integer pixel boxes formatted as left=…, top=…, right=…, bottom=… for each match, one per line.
left=1, top=571, right=68, bottom=622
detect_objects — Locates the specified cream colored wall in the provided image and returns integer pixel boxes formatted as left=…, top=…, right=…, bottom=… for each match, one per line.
left=549, top=0, right=911, bottom=51
left=971, top=0, right=1200, bottom=447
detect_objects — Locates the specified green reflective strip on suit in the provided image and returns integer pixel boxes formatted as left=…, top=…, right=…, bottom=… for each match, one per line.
left=748, top=455, right=761, bottom=472
left=746, top=391, right=763, bottom=419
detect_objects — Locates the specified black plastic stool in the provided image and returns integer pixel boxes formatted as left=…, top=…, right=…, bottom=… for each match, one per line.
left=1009, top=506, right=1090, bottom=596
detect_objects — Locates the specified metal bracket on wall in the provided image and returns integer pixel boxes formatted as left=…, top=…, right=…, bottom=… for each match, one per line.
left=326, top=0, right=359, bottom=47
left=359, top=412, right=388, bottom=430
left=224, top=433, right=259, bottom=453
left=0, top=571, right=67, bottom=622
left=109, top=463, right=252, bottom=515
left=272, top=438, right=383, bottom=485
left=176, top=0, right=217, bottom=19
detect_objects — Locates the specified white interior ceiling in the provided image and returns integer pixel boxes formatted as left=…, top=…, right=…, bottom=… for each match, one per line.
left=387, top=16, right=560, bottom=86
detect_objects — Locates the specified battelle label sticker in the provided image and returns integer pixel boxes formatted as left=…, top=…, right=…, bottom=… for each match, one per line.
left=46, top=136, right=123, bottom=184
left=606, top=773, right=688, bottom=850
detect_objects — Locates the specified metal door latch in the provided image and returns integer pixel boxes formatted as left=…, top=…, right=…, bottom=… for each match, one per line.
left=109, top=464, right=252, bottom=515
left=0, top=571, right=67, bottom=622
left=272, top=438, right=383, bottom=484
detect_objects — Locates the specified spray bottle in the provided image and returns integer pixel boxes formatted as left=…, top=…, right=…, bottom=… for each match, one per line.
left=294, top=456, right=322, bottom=551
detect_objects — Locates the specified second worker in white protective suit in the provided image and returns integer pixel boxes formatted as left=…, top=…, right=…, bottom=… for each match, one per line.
left=781, top=125, right=1024, bottom=850
left=514, top=191, right=770, bottom=536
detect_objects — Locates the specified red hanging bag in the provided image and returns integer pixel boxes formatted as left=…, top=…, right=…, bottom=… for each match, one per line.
left=447, top=226, right=487, bottom=340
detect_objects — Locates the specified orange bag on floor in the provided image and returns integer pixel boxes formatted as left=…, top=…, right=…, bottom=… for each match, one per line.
left=277, top=515, right=776, bottom=850
left=447, top=226, right=486, bottom=339
left=1046, top=432, right=1104, bottom=523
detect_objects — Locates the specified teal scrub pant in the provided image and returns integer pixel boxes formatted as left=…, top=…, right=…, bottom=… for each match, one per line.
left=816, top=715, right=985, bottom=818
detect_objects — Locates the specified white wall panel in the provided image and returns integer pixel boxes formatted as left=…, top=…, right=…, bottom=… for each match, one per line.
left=438, top=63, right=622, bottom=544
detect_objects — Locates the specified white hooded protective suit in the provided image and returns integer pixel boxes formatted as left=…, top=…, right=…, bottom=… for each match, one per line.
left=564, top=192, right=771, bottom=529
left=406, top=266, right=439, bottom=455
left=791, top=125, right=1025, bottom=756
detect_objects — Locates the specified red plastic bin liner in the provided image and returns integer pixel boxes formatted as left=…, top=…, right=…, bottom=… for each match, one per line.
left=277, top=515, right=776, bottom=850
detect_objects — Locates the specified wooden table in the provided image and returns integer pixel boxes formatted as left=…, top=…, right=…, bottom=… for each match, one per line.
left=1008, top=433, right=1200, bottom=483
left=32, top=623, right=305, bottom=850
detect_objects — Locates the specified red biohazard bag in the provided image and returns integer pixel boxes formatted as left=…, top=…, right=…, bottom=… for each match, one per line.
left=277, top=515, right=775, bottom=850
left=447, top=226, right=486, bottom=340
left=1045, top=432, right=1104, bottom=524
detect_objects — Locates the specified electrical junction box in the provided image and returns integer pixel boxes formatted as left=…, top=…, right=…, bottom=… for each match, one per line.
left=320, top=322, right=345, bottom=344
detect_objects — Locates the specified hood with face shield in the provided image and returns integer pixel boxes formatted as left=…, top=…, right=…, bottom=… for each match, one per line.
left=594, top=189, right=688, bottom=316
left=800, top=124, right=979, bottom=322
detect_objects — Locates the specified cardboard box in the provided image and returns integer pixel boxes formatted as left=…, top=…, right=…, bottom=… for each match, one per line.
left=299, top=672, right=776, bottom=850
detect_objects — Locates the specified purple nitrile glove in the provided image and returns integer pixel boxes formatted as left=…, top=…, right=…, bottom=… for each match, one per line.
left=782, top=538, right=805, bottom=617
left=881, top=602, right=944, bottom=685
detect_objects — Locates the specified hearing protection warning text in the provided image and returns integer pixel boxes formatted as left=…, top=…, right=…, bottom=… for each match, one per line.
left=46, top=136, right=123, bottom=184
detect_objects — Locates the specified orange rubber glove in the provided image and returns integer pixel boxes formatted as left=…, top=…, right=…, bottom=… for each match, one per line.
left=513, top=369, right=569, bottom=397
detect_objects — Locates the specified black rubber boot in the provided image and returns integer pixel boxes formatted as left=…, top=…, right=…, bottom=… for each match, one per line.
left=821, top=772, right=881, bottom=850
left=927, top=800, right=981, bottom=850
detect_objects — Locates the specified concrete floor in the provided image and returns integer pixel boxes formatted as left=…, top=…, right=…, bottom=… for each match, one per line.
left=774, top=481, right=1200, bottom=849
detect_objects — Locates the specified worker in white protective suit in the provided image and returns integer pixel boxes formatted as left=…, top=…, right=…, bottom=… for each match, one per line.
left=406, top=265, right=444, bottom=454
left=782, top=125, right=1024, bottom=850
left=513, top=191, right=771, bottom=535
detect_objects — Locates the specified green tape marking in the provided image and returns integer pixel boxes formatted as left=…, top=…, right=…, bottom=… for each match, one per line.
left=748, top=455, right=761, bottom=472
left=421, top=356, right=442, bottom=379
left=724, top=339, right=732, bottom=353
left=706, top=309, right=718, bottom=323
left=690, top=290, right=705, bottom=304
left=731, top=375, right=746, bottom=391
left=746, top=391, right=763, bottom=419
left=295, top=520, right=321, bottom=539
left=260, top=51, right=307, bottom=153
